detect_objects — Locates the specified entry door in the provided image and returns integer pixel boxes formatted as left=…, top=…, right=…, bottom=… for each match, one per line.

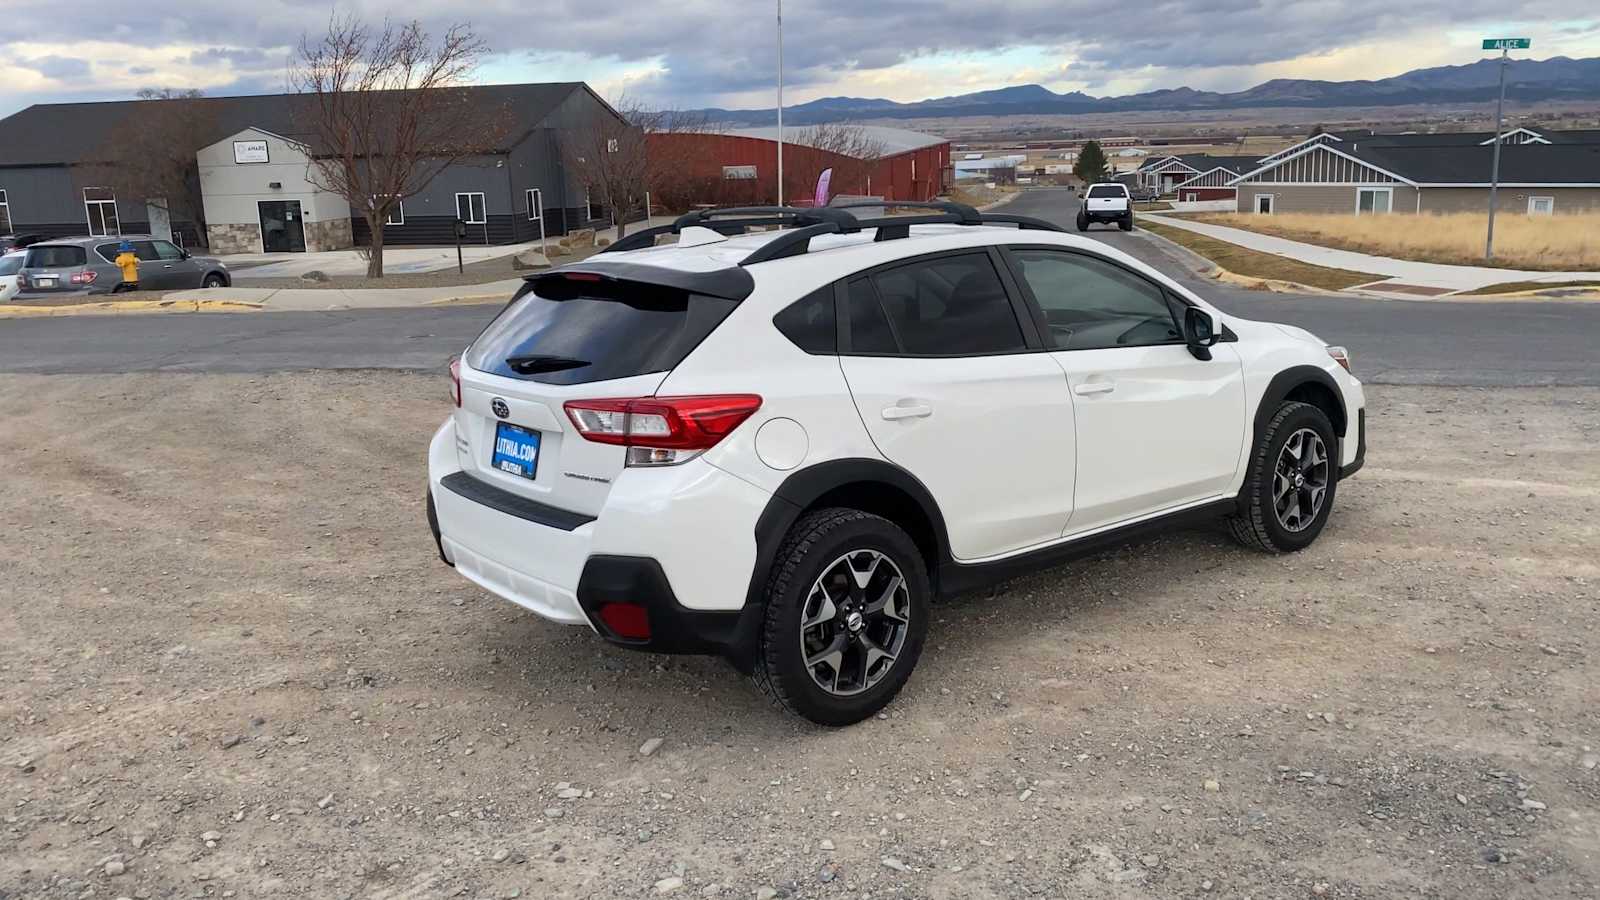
left=259, top=201, right=306, bottom=252
left=146, top=200, right=173, bottom=243
left=1002, top=248, right=1245, bottom=533
left=837, top=254, right=1076, bottom=561
left=1255, top=193, right=1274, bottom=214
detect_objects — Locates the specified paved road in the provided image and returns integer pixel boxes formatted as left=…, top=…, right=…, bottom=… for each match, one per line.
left=1, top=192, right=1596, bottom=385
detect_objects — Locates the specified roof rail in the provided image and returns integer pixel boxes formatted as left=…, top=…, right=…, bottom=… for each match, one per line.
left=596, top=200, right=1070, bottom=265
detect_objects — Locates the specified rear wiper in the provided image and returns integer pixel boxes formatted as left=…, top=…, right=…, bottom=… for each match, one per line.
left=506, top=354, right=591, bottom=374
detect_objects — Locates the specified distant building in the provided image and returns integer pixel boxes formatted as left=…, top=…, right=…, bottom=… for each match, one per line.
left=953, top=154, right=1028, bottom=181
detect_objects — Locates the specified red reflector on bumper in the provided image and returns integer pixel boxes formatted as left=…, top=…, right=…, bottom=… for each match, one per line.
left=597, top=602, right=651, bottom=640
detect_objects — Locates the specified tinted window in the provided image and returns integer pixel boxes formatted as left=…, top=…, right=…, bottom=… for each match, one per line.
left=96, top=243, right=120, bottom=263
left=0, top=255, right=22, bottom=276
left=24, top=245, right=87, bottom=268
left=845, top=278, right=897, bottom=354
left=153, top=241, right=185, bottom=260
left=773, top=286, right=835, bottom=354
left=1010, top=250, right=1181, bottom=351
left=465, top=276, right=738, bottom=385
left=869, top=254, right=1025, bottom=355
left=1087, top=186, right=1126, bottom=198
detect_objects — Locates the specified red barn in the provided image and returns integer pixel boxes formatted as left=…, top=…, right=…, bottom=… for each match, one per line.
left=648, top=125, right=950, bottom=209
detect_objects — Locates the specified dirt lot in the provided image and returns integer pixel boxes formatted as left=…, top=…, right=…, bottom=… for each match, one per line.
left=2, top=373, right=1597, bottom=900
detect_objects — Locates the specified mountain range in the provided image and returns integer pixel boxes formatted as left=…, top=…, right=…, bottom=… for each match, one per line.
left=696, top=56, right=1600, bottom=125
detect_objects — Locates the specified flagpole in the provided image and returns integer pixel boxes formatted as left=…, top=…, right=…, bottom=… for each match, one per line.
left=776, top=0, right=785, bottom=207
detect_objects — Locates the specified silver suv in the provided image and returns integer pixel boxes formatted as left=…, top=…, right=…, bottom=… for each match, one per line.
left=17, top=235, right=230, bottom=296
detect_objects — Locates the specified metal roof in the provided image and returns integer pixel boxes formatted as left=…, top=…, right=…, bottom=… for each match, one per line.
left=726, top=125, right=947, bottom=157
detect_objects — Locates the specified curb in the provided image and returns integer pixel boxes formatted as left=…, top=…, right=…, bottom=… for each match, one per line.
left=0, top=298, right=264, bottom=318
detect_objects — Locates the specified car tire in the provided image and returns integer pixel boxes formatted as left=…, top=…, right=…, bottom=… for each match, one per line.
left=202, top=273, right=226, bottom=288
left=1120, top=215, right=1134, bottom=231
left=1076, top=214, right=1089, bottom=232
left=1227, top=400, right=1339, bottom=553
left=751, top=508, right=930, bottom=726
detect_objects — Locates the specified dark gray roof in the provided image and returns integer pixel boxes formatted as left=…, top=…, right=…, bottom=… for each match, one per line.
left=0, top=83, right=589, bottom=167
left=1238, top=129, right=1600, bottom=185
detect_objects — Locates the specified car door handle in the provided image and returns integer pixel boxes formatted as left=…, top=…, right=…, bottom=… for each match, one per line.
left=1073, top=381, right=1116, bottom=396
left=881, top=404, right=933, bottom=420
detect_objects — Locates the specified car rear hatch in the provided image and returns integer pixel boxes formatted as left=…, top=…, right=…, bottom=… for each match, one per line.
left=20, top=244, right=92, bottom=292
left=452, top=266, right=747, bottom=520
left=1086, top=187, right=1128, bottom=215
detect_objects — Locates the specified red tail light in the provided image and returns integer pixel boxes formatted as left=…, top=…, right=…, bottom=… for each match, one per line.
left=448, top=358, right=462, bottom=407
left=70, top=271, right=98, bottom=285
left=564, top=395, right=762, bottom=464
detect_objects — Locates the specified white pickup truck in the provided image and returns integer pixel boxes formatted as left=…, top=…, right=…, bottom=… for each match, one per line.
left=1077, top=183, right=1134, bottom=232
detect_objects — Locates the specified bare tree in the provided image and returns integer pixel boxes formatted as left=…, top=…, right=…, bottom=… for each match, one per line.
left=290, top=14, right=510, bottom=277
left=788, top=124, right=885, bottom=202
left=76, top=89, right=217, bottom=246
left=560, top=97, right=659, bottom=241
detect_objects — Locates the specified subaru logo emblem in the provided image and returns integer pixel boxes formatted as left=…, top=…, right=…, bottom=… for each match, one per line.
left=491, top=398, right=510, bottom=419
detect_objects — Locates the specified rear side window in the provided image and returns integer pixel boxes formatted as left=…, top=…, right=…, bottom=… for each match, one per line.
left=868, top=253, right=1026, bottom=356
left=466, top=276, right=738, bottom=385
left=25, top=245, right=87, bottom=267
left=0, top=255, right=22, bottom=276
left=845, top=279, right=897, bottom=354
left=1087, top=186, right=1126, bottom=198
left=773, top=286, right=835, bottom=354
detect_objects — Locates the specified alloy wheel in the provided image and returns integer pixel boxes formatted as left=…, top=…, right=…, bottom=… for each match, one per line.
left=798, top=549, right=912, bottom=697
left=1273, top=427, right=1330, bottom=532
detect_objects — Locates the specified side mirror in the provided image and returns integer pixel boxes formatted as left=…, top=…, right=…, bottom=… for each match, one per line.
left=1183, top=306, right=1220, bottom=360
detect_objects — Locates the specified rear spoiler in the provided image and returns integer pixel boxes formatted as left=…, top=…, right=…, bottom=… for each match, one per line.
left=525, top=260, right=755, bottom=302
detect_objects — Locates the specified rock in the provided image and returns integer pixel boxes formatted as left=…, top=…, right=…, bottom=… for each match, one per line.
left=543, top=808, right=565, bottom=819
left=1311, top=884, right=1329, bottom=896
left=654, top=877, right=684, bottom=894
left=1456, top=793, right=1468, bottom=805
left=1541, top=645, right=1560, bottom=656
left=755, top=888, right=778, bottom=900
left=200, top=831, right=222, bottom=844
left=104, top=860, right=127, bottom=877
left=1521, top=799, right=1546, bottom=811
left=491, top=849, right=510, bottom=863
left=130, top=834, right=148, bottom=849
left=317, top=793, right=334, bottom=810
left=1201, top=880, right=1214, bottom=891
left=299, top=270, right=329, bottom=283
left=220, top=735, right=242, bottom=750
left=597, top=238, right=612, bottom=248
left=547, top=244, right=571, bottom=258
left=557, top=788, right=583, bottom=800
left=1140, top=854, right=1160, bottom=868
left=701, top=884, right=721, bottom=897
left=819, top=839, right=835, bottom=851
left=881, top=857, right=912, bottom=873
left=639, top=737, right=664, bottom=757
left=819, top=863, right=838, bottom=883
left=1203, top=779, right=1221, bottom=793
left=1581, top=753, right=1599, bottom=770
left=511, top=251, right=551, bottom=271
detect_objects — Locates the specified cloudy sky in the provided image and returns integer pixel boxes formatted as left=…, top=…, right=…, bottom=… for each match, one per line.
left=2, top=1, right=1597, bottom=117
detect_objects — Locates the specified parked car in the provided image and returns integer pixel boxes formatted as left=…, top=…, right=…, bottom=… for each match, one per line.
left=1078, top=183, right=1134, bottom=231
left=425, top=201, right=1366, bottom=726
left=0, top=234, right=43, bottom=253
left=0, top=251, right=23, bottom=302
left=16, top=235, right=229, bottom=296
left=1129, top=187, right=1160, bottom=203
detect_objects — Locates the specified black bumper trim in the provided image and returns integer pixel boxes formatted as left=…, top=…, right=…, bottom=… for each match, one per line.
left=1339, top=408, right=1366, bottom=480
left=438, top=471, right=596, bottom=531
left=577, top=555, right=764, bottom=672
left=426, top=489, right=452, bottom=566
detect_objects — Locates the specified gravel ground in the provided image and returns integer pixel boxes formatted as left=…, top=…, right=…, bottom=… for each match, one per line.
left=1, top=373, right=1597, bottom=900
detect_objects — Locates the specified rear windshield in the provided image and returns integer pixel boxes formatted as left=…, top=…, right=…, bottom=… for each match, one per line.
left=1087, top=186, right=1127, bottom=198
left=466, top=276, right=739, bottom=385
left=0, top=255, right=22, bottom=276
left=25, top=245, right=87, bottom=268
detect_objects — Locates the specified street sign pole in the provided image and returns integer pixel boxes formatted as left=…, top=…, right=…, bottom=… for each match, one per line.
left=1481, top=37, right=1529, bottom=260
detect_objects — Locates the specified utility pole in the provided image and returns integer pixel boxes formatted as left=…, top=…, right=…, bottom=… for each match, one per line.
left=776, top=0, right=784, bottom=207
left=1481, top=37, right=1530, bottom=260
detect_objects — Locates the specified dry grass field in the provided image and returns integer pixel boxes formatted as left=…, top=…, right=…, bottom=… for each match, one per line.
left=1193, top=211, right=1600, bottom=271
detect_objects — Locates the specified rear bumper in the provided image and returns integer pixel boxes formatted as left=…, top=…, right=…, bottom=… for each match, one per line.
left=1083, top=208, right=1131, bottom=221
left=426, top=417, right=771, bottom=659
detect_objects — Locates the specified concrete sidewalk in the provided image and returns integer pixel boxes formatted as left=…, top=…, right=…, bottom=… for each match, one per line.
left=1142, top=213, right=1599, bottom=296
left=164, top=278, right=522, bottom=311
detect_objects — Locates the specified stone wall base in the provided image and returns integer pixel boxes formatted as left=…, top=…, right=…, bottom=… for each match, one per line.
left=207, top=223, right=262, bottom=255
left=305, top=216, right=352, bottom=252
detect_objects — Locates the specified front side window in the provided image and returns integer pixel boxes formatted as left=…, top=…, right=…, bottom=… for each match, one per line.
left=1009, top=250, right=1181, bottom=351
left=153, top=240, right=185, bottom=260
left=455, top=192, right=486, bottom=224
left=867, top=253, right=1026, bottom=356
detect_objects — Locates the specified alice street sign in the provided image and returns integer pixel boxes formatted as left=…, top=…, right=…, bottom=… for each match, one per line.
left=1483, top=38, right=1531, bottom=50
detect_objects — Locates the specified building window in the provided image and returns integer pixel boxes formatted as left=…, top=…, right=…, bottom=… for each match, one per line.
left=1356, top=187, right=1393, bottom=215
left=83, top=188, right=120, bottom=237
left=722, top=165, right=758, bottom=180
left=1528, top=196, right=1555, bottom=216
left=606, top=138, right=620, bottom=153
left=525, top=188, right=543, bottom=221
left=455, top=192, right=486, bottom=224
left=373, top=196, right=404, bottom=226
left=0, top=189, right=10, bottom=234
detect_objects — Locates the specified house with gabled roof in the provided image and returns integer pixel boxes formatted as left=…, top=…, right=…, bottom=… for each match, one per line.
left=1226, top=127, right=1600, bottom=216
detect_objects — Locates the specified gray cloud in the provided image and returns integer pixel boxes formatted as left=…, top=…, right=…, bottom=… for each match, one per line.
left=19, top=54, right=93, bottom=81
left=1, top=2, right=1594, bottom=110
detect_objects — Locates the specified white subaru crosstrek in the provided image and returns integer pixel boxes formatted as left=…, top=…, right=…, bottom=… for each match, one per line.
left=426, top=202, right=1365, bottom=726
